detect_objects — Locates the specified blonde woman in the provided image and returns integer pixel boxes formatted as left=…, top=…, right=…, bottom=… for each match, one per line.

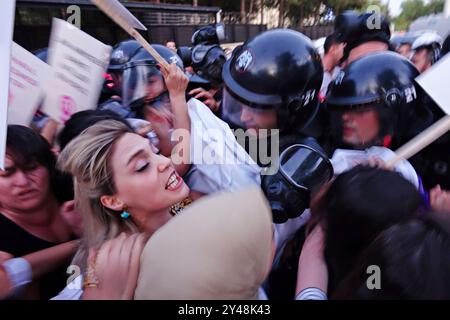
left=54, top=119, right=190, bottom=299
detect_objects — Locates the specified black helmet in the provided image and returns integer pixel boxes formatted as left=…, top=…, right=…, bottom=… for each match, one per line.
left=108, top=39, right=142, bottom=71
left=126, top=45, right=184, bottom=69
left=102, top=40, right=142, bottom=98
left=191, top=23, right=226, bottom=46
left=335, top=10, right=391, bottom=62
left=326, top=51, right=426, bottom=146
left=191, top=44, right=226, bottom=87
left=221, top=29, right=323, bottom=133
left=442, top=33, right=450, bottom=57
left=121, top=45, right=184, bottom=114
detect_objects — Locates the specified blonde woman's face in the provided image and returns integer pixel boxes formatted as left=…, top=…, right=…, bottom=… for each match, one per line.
left=109, top=133, right=189, bottom=215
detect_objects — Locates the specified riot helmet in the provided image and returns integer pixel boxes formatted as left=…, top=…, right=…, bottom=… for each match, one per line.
left=121, top=45, right=184, bottom=117
left=108, top=39, right=142, bottom=71
left=221, top=29, right=323, bottom=136
left=411, top=32, right=443, bottom=68
left=326, top=51, right=427, bottom=148
left=334, top=10, right=391, bottom=63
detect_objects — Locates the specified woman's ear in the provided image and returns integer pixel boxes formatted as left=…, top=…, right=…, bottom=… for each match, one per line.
left=100, top=195, right=125, bottom=212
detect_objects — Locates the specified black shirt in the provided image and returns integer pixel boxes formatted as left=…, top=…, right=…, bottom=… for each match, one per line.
left=0, top=213, right=73, bottom=299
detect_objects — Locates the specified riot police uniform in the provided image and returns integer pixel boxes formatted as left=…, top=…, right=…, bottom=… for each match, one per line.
left=221, top=29, right=334, bottom=299
left=325, top=51, right=447, bottom=190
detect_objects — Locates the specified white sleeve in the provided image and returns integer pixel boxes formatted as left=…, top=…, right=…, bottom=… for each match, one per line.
left=51, top=275, right=84, bottom=300
left=2, top=258, right=32, bottom=290
left=186, top=98, right=261, bottom=194
left=295, top=287, right=328, bottom=300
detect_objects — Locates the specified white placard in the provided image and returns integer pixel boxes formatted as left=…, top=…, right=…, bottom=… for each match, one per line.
left=0, top=0, right=16, bottom=170
left=42, top=18, right=112, bottom=124
left=416, top=53, right=450, bottom=115
left=8, top=42, right=49, bottom=126
left=91, top=0, right=147, bottom=31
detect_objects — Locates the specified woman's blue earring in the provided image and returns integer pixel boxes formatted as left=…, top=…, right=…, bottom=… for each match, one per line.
left=121, top=206, right=130, bottom=219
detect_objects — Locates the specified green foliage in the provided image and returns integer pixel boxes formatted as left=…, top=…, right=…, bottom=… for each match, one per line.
left=394, top=0, right=444, bottom=31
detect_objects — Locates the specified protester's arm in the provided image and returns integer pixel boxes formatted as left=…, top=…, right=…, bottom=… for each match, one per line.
left=0, top=252, right=13, bottom=299
left=430, top=185, right=450, bottom=213
left=295, top=224, right=328, bottom=300
left=81, top=233, right=147, bottom=300
left=40, top=118, right=59, bottom=146
left=24, top=240, right=79, bottom=280
left=188, top=87, right=220, bottom=113
left=161, top=63, right=191, bottom=176
left=0, top=241, right=78, bottom=299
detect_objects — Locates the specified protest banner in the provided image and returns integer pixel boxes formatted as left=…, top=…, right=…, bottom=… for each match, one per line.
left=0, top=0, right=16, bottom=169
left=8, top=42, right=49, bottom=126
left=387, top=53, right=450, bottom=167
left=42, top=18, right=112, bottom=124
left=91, top=0, right=169, bottom=70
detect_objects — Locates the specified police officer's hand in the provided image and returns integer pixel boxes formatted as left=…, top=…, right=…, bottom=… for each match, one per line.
left=430, top=185, right=450, bottom=213
left=189, top=87, right=220, bottom=113
left=366, top=157, right=393, bottom=171
left=160, top=63, right=189, bottom=100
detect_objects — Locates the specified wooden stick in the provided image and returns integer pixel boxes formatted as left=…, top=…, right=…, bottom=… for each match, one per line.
left=91, top=0, right=169, bottom=70
left=386, top=115, right=450, bottom=167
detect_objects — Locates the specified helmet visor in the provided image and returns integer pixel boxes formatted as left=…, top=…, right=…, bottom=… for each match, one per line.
left=222, top=87, right=278, bottom=136
left=279, top=144, right=333, bottom=193
left=122, top=63, right=165, bottom=109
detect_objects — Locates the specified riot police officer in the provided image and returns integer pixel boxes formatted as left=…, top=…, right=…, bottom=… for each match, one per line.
left=106, top=39, right=142, bottom=97
left=334, top=10, right=391, bottom=67
left=325, top=51, right=427, bottom=152
left=121, top=44, right=185, bottom=117
left=221, top=29, right=334, bottom=299
left=98, top=39, right=142, bottom=116
left=410, top=32, right=443, bottom=73
left=325, top=51, right=447, bottom=190
left=221, top=28, right=333, bottom=222
left=221, top=29, right=323, bottom=138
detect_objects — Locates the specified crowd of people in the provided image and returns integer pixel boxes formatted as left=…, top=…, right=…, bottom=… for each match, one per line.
left=1, top=10, right=449, bottom=300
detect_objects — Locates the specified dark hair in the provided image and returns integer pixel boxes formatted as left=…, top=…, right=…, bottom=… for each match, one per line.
left=56, top=110, right=132, bottom=202
left=58, top=109, right=132, bottom=151
left=5, top=125, right=66, bottom=200
left=333, top=212, right=450, bottom=299
left=7, top=125, right=55, bottom=172
left=324, top=33, right=341, bottom=54
left=318, top=165, right=424, bottom=294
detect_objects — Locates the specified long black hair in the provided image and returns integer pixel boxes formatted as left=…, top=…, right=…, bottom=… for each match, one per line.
left=333, top=212, right=450, bottom=299
left=317, top=165, right=424, bottom=294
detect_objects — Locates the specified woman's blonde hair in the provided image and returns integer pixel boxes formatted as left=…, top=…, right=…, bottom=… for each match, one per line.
left=58, top=120, right=139, bottom=271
